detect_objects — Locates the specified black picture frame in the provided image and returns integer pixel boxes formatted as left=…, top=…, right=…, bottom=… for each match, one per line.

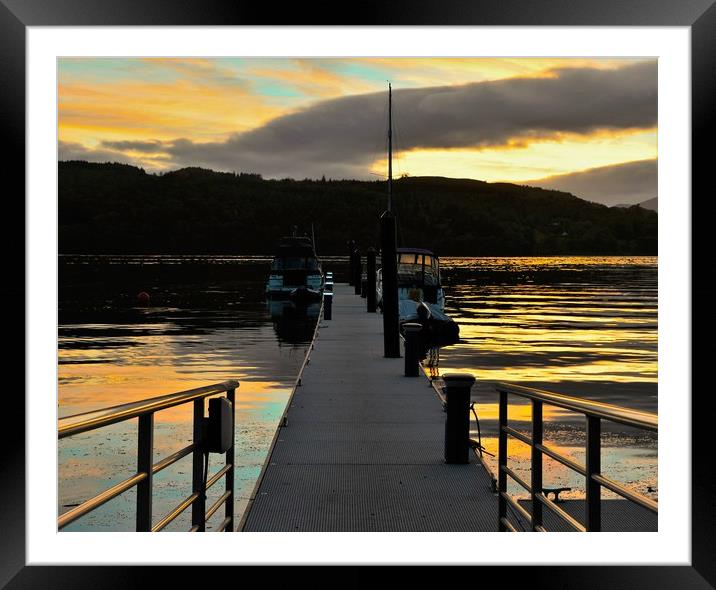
left=3, top=0, right=710, bottom=587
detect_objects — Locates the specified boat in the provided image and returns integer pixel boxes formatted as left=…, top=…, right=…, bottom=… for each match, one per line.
left=266, top=232, right=323, bottom=301
left=376, top=247, right=460, bottom=348
left=374, top=83, right=460, bottom=352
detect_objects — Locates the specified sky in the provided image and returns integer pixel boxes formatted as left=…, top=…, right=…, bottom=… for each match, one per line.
left=58, top=57, right=657, bottom=206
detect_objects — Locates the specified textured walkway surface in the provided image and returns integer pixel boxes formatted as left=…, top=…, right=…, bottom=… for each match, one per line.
left=241, top=283, right=657, bottom=532
left=242, top=283, right=497, bottom=531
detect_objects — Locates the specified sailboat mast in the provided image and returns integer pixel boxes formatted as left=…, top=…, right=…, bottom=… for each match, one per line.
left=388, top=82, right=393, bottom=212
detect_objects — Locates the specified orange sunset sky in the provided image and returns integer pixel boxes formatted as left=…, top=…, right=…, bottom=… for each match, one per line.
left=58, top=57, right=657, bottom=206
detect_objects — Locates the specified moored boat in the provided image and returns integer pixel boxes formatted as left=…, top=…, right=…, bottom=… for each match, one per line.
left=376, top=247, right=460, bottom=348
left=266, top=234, right=323, bottom=301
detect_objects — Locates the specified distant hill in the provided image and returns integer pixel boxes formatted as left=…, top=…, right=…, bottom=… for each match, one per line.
left=637, top=197, right=658, bottom=211
left=58, top=161, right=658, bottom=255
left=613, top=197, right=658, bottom=212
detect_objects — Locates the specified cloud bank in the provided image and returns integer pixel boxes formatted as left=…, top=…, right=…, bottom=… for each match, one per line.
left=525, top=158, right=657, bottom=207
left=60, top=61, right=657, bottom=183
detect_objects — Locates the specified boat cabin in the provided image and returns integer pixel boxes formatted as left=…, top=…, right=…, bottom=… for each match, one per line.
left=396, top=247, right=443, bottom=306
left=266, top=236, right=322, bottom=299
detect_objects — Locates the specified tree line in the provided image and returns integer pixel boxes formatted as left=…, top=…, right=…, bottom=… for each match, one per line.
left=59, top=161, right=657, bottom=255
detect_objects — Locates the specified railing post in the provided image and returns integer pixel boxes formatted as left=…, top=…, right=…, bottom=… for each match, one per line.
left=225, top=388, right=236, bottom=532
left=192, top=398, right=206, bottom=532
left=136, top=413, right=153, bottom=532
left=531, top=400, right=543, bottom=531
left=380, top=211, right=400, bottom=358
left=324, top=291, right=333, bottom=320
left=366, top=247, right=377, bottom=312
left=353, top=249, right=362, bottom=295
left=443, top=373, right=475, bottom=464
left=586, top=416, right=602, bottom=531
left=403, top=323, right=422, bottom=377
left=498, top=390, right=508, bottom=531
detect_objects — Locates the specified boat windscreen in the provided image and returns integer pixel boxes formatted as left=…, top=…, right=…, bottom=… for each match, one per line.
left=397, top=253, right=439, bottom=286
left=272, top=257, right=320, bottom=270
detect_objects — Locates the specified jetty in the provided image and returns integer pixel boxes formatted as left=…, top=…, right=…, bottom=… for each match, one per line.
left=241, top=283, right=495, bottom=532
left=240, top=282, right=657, bottom=533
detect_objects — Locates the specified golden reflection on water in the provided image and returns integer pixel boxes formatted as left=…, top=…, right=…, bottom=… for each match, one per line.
left=439, top=256, right=657, bottom=385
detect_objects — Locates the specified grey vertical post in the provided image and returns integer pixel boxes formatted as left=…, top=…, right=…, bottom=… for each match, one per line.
left=324, top=292, right=333, bottom=320
left=366, top=247, right=377, bottom=312
left=353, top=249, right=362, bottom=295
left=225, top=388, right=236, bottom=531
left=136, top=413, right=154, bottom=531
left=586, top=416, right=602, bottom=531
left=531, top=400, right=543, bottom=531
left=403, top=323, right=422, bottom=377
left=192, top=399, right=206, bottom=531
left=443, top=373, right=474, bottom=464
left=498, top=390, right=508, bottom=531
left=380, top=211, right=400, bottom=358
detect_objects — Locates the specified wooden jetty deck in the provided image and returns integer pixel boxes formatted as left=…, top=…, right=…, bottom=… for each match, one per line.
left=241, top=283, right=497, bottom=532
left=241, top=283, right=657, bottom=533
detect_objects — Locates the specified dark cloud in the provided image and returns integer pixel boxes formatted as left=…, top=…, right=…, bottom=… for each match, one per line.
left=60, top=61, right=657, bottom=180
left=59, top=141, right=171, bottom=168
left=100, top=139, right=166, bottom=153
left=59, top=141, right=138, bottom=165
left=524, top=158, right=657, bottom=207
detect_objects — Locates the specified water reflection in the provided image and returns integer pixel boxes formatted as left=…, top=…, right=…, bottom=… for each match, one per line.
left=58, top=256, right=318, bottom=530
left=431, top=256, right=658, bottom=501
left=268, top=300, right=320, bottom=345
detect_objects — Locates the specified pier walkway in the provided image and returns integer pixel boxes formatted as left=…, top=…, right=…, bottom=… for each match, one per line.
left=241, top=283, right=657, bottom=533
left=241, top=283, right=497, bottom=531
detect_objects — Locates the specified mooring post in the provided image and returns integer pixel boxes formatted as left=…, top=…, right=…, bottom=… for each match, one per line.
left=324, top=291, right=333, bottom=320
left=347, top=240, right=355, bottom=286
left=353, top=248, right=362, bottom=295
left=443, top=373, right=475, bottom=464
left=380, top=211, right=400, bottom=357
left=366, top=247, right=377, bottom=312
left=403, top=323, right=422, bottom=377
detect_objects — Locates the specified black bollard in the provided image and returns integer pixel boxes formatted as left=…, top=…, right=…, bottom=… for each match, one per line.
left=443, top=373, right=475, bottom=464
left=360, top=278, right=367, bottom=298
left=403, top=323, right=422, bottom=377
left=323, top=292, right=333, bottom=320
left=366, top=247, right=377, bottom=312
left=353, top=249, right=362, bottom=295
left=380, top=211, right=400, bottom=358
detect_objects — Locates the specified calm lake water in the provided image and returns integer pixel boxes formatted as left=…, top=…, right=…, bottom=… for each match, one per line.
left=435, top=256, right=657, bottom=502
left=58, top=255, right=657, bottom=530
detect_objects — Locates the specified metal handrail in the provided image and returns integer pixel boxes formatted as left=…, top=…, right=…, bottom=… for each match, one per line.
left=59, top=380, right=239, bottom=439
left=58, top=379, right=239, bottom=532
left=496, top=382, right=658, bottom=532
left=496, top=382, right=657, bottom=431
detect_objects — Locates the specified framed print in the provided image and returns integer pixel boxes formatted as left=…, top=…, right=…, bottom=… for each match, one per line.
left=4, top=0, right=712, bottom=587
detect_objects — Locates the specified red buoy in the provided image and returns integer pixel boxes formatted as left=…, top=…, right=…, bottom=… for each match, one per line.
left=136, top=291, right=150, bottom=306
